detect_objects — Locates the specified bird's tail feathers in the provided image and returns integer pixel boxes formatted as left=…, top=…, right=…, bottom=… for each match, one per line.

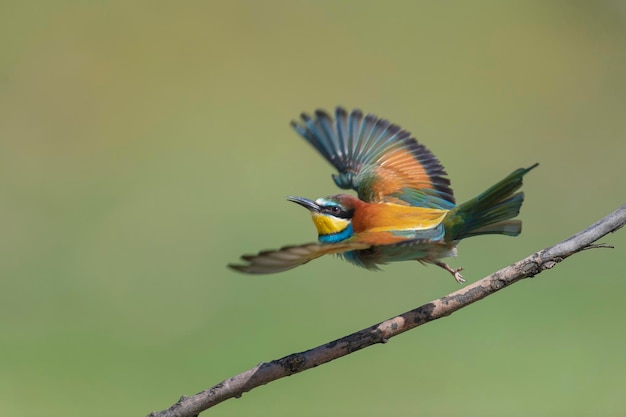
left=444, top=163, right=538, bottom=241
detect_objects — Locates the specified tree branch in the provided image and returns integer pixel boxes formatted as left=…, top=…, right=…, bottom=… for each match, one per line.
left=147, top=203, right=626, bottom=417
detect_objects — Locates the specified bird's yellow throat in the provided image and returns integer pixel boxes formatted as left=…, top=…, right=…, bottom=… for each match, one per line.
left=310, top=212, right=350, bottom=235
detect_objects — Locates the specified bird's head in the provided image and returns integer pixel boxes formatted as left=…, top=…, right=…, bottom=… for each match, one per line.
left=287, top=194, right=356, bottom=243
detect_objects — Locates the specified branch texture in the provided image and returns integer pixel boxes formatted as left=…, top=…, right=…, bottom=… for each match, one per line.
left=147, top=203, right=626, bottom=417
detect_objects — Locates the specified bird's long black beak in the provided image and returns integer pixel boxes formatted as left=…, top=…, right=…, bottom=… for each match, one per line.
left=286, top=196, right=320, bottom=213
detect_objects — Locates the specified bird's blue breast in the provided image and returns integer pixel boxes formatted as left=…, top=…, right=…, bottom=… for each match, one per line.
left=318, top=223, right=354, bottom=243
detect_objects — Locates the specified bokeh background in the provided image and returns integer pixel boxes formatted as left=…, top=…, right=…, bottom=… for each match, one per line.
left=1, top=1, right=625, bottom=416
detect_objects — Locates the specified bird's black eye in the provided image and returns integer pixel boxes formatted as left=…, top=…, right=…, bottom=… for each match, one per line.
left=322, top=205, right=341, bottom=215
left=322, top=204, right=353, bottom=219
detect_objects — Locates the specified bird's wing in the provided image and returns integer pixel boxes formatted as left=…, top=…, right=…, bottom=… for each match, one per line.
left=228, top=241, right=370, bottom=274
left=291, top=107, right=455, bottom=209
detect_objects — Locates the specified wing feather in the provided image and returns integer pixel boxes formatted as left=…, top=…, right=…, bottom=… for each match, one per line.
left=292, top=107, right=455, bottom=209
left=229, top=241, right=370, bottom=274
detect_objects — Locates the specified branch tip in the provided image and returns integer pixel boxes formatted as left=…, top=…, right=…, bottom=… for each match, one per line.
left=584, top=243, right=614, bottom=250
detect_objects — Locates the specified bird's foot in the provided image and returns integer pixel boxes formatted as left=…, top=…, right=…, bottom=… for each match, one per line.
left=432, top=261, right=465, bottom=283
left=451, top=267, right=465, bottom=284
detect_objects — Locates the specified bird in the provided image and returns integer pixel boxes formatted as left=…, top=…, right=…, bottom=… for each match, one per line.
left=229, top=107, right=537, bottom=283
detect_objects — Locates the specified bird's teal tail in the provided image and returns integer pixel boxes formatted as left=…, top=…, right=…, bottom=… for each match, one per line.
left=444, top=163, right=538, bottom=241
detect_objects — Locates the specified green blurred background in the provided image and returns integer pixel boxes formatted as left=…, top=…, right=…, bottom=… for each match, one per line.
left=1, top=1, right=625, bottom=416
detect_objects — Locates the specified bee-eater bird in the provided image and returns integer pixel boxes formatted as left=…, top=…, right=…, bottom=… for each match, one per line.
left=229, top=107, right=537, bottom=282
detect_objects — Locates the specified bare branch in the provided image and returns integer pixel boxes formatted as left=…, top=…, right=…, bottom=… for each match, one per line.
left=147, top=203, right=626, bottom=417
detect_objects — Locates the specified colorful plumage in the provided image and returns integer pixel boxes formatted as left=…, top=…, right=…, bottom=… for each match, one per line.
left=229, top=107, right=537, bottom=282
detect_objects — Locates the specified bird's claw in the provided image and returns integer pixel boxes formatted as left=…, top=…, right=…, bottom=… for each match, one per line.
left=452, top=267, right=465, bottom=283
left=431, top=261, right=465, bottom=284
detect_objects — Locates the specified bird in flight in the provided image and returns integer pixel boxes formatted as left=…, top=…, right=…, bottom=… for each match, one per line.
left=229, top=107, right=537, bottom=282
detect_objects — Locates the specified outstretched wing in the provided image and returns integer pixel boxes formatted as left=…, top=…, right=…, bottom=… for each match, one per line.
left=229, top=225, right=446, bottom=274
left=291, top=107, right=455, bottom=209
left=229, top=241, right=370, bottom=274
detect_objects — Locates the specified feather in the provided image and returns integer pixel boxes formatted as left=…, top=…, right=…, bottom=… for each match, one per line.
left=291, top=107, right=455, bottom=209
left=228, top=241, right=370, bottom=274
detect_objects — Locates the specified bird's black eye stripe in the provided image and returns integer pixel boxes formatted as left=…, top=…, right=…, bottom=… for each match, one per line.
left=321, top=206, right=354, bottom=219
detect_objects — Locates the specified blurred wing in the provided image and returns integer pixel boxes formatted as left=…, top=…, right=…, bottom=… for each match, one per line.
left=291, top=107, right=455, bottom=209
left=229, top=241, right=370, bottom=274
left=342, top=226, right=447, bottom=270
